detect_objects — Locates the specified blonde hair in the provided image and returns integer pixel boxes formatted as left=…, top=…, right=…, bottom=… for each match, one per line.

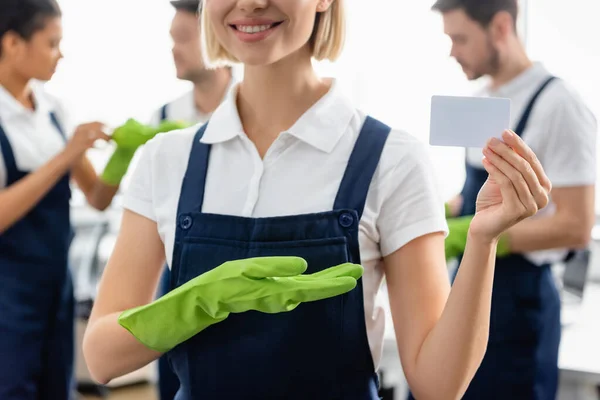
left=200, top=0, right=345, bottom=67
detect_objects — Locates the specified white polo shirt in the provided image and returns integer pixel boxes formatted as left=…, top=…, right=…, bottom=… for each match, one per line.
left=147, top=78, right=236, bottom=126
left=466, top=62, right=597, bottom=265
left=123, top=79, right=448, bottom=369
left=0, top=81, right=70, bottom=189
left=147, top=90, right=208, bottom=126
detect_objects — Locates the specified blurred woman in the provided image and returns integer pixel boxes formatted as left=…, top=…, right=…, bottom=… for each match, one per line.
left=0, top=1, right=139, bottom=398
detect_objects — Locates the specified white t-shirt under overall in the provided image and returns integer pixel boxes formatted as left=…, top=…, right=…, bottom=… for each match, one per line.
left=0, top=82, right=70, bottom=189
left=123, top=79, right=449, bottom=369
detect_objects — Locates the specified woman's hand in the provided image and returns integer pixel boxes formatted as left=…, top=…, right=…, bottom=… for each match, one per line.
left=63, top=122, right=111, bottom=163
left=470, top=129, right=552, bottom=243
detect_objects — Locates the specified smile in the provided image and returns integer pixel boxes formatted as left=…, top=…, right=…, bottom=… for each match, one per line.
left=232, top=21, right=283, bottom=33
left=229, top=21, right=284, bottom=43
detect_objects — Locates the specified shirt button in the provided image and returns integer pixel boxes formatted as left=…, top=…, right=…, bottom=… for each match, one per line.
left=339, top=213, right=354, bottom=228
left=180, top=215, right=193, bottom=230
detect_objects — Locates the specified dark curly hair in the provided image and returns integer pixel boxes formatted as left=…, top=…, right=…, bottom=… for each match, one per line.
left=0, top=0, right=61, bottom=56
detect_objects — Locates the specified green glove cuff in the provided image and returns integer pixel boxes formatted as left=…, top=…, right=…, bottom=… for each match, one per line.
left=445, top=215, right=512, bottom=260
left=444, top=203, right=452, bottom=218
left=100, top=147, right=136, bottom=186
left=497, top=234, right=511, bottom=257
left=118, top=282, right=226, bottom=353
left=445, top=216, right=472, bottom=260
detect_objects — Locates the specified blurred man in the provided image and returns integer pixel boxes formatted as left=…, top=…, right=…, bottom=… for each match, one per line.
left=150, top=0, right=233, bottom=126
left=426, top=1, right=597, bottom=399
left=154, top=2, right=233, bottom=399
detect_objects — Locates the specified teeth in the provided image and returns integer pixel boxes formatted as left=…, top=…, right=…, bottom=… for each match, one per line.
left=237, top=24, right=273, bottom=33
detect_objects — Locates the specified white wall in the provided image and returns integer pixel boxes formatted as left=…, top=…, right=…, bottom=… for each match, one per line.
left=525, top=0, right=600, bottom=212
left=46, top=0, right=190, bottom=127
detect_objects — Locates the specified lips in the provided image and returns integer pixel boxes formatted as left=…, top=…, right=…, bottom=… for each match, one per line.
left=228, top=19, right=284, bottom=43
left=230, top=21, right=283, bottom=33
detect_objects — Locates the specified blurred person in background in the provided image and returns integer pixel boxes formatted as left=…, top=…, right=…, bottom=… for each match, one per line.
left=0, top=1, right=165, bottom=398
left=427, top=0, right=597, bottom=399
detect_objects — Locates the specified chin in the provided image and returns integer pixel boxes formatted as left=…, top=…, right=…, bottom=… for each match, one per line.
left=36, top=72, right=55, bottom=82
left=234, top=48, right=293, bottom=68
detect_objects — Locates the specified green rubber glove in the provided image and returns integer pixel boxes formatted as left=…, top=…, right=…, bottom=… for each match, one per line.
left=100, top=119, right=189, bottom=185
left=445, top=215, right=511, bottom=261
left=118, top=257, right=363, bottom=353
left=444, top=203, right=452, bottom=218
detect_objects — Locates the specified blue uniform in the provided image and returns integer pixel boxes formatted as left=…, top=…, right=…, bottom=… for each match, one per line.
left=458, top=76, right=562, bottom=400
left=162, top=116, right=390, bottom=399
left=0, top=114, right=74, bottom=399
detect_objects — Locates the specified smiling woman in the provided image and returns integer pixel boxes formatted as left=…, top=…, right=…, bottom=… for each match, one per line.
left=201, top=0, right=344, bottom=65
left=82, top=1, right=552, bottom=399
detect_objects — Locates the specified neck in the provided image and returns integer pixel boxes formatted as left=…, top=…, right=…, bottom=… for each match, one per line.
left=0, top=64, right=33, bottom=108
left=192, top=69, right=231, bottom=115
left=237, top=47, right=329, bottom=144
left=489, top=39, right=532, bottom=90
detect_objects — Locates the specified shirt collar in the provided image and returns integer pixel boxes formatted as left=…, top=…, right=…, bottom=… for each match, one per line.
left=201, top=79, right=355, bottom=153
left=0, top=81, right=52, bottom=123
left=488, top=62, right=550, bottom=97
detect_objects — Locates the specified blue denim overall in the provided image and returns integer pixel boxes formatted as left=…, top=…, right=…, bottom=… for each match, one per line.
left=0, top=114, right=74, bottom=399
left=459, top=76, right=561, bottom=399
left=157, top=103, right=182, bottom=400
left=166, top=116, right=390, bottom=399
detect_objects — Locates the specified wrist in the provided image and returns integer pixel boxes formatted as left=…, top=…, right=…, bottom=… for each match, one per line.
left=466, top=229, right=499, bottom=249
left=466, top=229, right=512, bottom=257
left=57, top=148, right=82, bottom=168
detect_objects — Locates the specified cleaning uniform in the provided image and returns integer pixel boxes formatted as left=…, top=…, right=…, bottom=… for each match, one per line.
left=150, top=84, right=232, bottom=400
left=123, top=80, right=448, bottom=399
left=148, top=90, right=211, bottom=127
left=459, top=63, right=597, bottom=399
left=0, top=82, right=75, bottom=399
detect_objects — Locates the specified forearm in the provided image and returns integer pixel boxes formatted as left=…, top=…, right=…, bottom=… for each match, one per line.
left=411, top=235, right=496, bottom=399
left=83, top=311, right=162, bottom=385
left=506, top=213, right=592, bottom=253
left=87, top=181, right=119, bottom=211
left=0, top=151, right=73, bottom=233
left=71, top=157, right=120, bottom=211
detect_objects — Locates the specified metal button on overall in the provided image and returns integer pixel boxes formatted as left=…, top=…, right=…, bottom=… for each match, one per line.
left=180, top=215, right=193, bottom=230
left=339, top=213, right=354, bottom=228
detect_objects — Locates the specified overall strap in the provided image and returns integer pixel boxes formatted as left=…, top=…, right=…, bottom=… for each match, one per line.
left=0, top=124, right=18, bottom=173
left=514, top=76, right=558, bottom=136
left=160, top=104, right=168, bottom=122
left=176, top=123, right=210, bottom=215
left=0, top=112, right=68, bottom=183
left=463, top=76, right=558, bottom=171
left=333, top=116, right=391, bottom=219
left=49, top=112, right=67, bottom=141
